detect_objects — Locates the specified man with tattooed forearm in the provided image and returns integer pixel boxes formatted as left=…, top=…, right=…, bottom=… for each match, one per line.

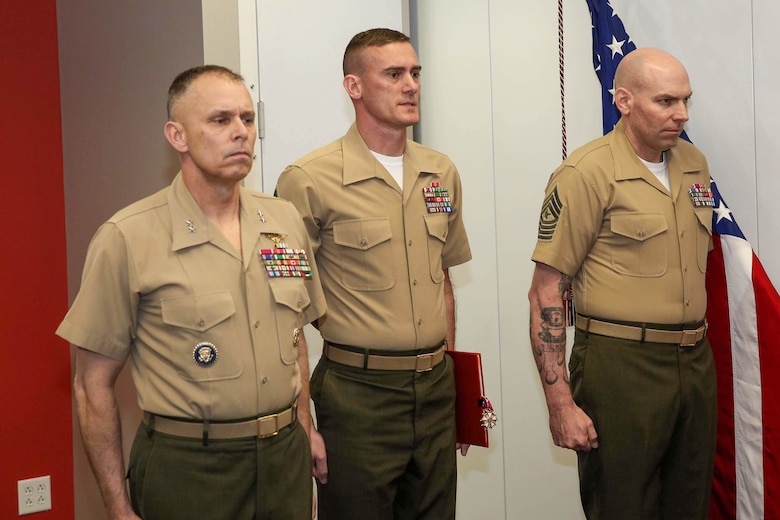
left=528, top=48, right=716, bottom=520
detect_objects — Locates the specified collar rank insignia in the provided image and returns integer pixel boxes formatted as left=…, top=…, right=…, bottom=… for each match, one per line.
left=193, top=342, right=218, bottom=367
left=423, top=181, right=453, bottom=213
left=259, top=233, right=312, bottom=278
left=688, top=183, right=715, bottom=207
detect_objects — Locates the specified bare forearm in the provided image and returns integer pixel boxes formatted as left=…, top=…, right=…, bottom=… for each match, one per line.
left=295, top=329, right=313, bottom=436
left=74, top=349, right=138, bottom=520
left=74, top=375, right=135, bottom=519
left=444, top=268, right=456, bottom=350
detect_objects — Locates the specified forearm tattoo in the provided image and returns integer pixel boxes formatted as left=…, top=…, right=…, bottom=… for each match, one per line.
left=533, top=274, right=572, bottom=386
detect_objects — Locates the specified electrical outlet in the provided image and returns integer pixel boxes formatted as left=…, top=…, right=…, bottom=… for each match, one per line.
left=17, top=476, right=52, bottom=515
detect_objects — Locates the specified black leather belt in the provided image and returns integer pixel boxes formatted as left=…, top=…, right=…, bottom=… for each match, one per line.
left=576, top=315, right=707, bottom=347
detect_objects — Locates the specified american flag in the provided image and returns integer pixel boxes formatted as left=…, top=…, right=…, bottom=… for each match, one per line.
left=585, top=0, right=780, bottom=518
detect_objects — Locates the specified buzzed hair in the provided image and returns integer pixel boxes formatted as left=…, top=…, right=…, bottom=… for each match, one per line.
left=167, top=65, right=245, bottom=119
left=343, top=28, right=411, bottom=76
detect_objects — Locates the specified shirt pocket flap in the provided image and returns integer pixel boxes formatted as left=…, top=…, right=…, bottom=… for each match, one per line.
left=333, top=218, right=392, bottom=250
left=161, top=291, right=236, bottom=331
left=269, top=280, right=311, bottom=313
left=611, top=213, right=667, bottom=242
left=424, top=214, right=449, bottom=243
left=694, top=209, right=713, bottom=236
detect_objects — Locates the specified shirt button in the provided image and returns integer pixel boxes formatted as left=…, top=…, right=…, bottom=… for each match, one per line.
left=254, top=321, right=260, bottom=328
left=198, top=319, right=205, bottom=327
left=686, top=299, right=690, bottom=306
left=262, top=377, right=268, bottom=384
left=297, top=300, right=303, bottom=308
left=360, top=238, right=367, bottom=247
left=684, top=265, right=688, bottom=272
left=417, top=318, right=423, bottom=326
left=412, top=279, right=418, bottom=286
left=408, top=240, right=413, bottom=247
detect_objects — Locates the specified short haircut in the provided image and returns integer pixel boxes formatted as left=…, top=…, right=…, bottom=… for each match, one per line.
left=342, top=28, right=411, bottom=76
left=167, top=65, right=245, bottom=119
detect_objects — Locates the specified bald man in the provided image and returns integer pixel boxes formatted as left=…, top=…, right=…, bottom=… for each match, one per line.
left=528, top=48, right=717, bottom=519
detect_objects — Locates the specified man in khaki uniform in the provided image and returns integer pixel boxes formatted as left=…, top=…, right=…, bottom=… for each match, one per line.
left=528, top=48, right=717, bottom=520
left=57, top=65, right=326, bottom=520
left=276, top=28, right=471, bottom=520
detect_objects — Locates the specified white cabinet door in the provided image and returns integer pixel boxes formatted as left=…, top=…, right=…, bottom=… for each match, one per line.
left=239, top=0, right=408, bottom=194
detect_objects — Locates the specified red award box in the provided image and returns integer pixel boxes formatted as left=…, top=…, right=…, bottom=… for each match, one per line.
left=446, top=350, right=495, bottom=448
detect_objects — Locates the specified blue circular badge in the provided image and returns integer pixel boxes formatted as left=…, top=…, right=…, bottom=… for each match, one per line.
left=193, top=342, right=218, bottom=367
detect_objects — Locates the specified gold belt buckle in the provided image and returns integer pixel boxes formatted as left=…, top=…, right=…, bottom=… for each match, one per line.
left=257, top=413, right=280, bottom=439
left=680, top=329, right=699, bottom=347
left=416, top=353, right=434, bottom=372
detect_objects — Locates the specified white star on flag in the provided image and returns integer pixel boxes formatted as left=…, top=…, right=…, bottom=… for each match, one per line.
left=606, top=35, right=625, bottom=58
left=714, top=200, right=733, bottom=224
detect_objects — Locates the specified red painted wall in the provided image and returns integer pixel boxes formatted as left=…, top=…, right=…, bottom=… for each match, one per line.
left=0, top=1, right=74, bottom=518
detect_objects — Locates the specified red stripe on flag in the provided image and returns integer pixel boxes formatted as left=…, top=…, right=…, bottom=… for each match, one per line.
left=707, top=234, right=738, bottom=520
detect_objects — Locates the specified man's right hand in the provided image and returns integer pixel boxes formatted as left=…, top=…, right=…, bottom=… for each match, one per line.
left=548, top=402, right=599, bottom=452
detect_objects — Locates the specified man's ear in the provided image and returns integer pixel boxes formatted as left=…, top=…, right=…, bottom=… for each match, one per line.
left=343, top=74, right=362, bottom=101
left=614, top=87, right=632, bottom=116
left=164, top=121, right=188, bottom=153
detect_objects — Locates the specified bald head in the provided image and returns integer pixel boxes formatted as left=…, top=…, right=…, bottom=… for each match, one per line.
left=615, top=48, right=688, bottom=94
left=613, top=48, right=692, bottom=162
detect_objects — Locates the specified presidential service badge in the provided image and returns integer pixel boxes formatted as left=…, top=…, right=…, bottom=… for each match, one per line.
left=193, top=342, right=218, bottom=367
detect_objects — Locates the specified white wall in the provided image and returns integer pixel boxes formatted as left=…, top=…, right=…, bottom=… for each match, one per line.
left=414, top=1, right=596, bottom=517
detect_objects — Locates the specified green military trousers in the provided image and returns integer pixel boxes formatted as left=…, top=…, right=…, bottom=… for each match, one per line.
left=570, top=328, right=717, bottom=520
left=128, top=419, right=311, bottom=519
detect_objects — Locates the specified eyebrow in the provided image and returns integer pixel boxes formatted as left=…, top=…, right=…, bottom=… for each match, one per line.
left=208, top=108, right=255, bottom=118
left=384, top=65, right=422, bottom=73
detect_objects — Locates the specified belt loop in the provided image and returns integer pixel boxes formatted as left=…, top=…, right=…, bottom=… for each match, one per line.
left=202, top=419, right=210, bottom=446
left=640, top=323, right=647, bottom=343
left=362, top=348, right=369, bottom=369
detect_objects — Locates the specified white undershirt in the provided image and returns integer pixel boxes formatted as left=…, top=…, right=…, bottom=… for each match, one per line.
left=639, top=153, right=670, bottom=191
left=371, top=150, right=404, bottom=190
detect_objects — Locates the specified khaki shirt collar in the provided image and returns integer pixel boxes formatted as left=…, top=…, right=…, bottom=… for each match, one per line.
left=341, top=123, right=445, bottom=203
left=611, top=120, right=704, bottom=198
left=168, top=172, right=290, bottom=269
left=169, top=172, right=211, bottom=252
left=342, top=123, right=388, bottom=186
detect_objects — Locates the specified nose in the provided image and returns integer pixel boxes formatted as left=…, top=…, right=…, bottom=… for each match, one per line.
left=673, top=100, right=689, bottom=123
left=232, top=117, right=250, bottom=140
left=402, top=72, right=419, bottom=94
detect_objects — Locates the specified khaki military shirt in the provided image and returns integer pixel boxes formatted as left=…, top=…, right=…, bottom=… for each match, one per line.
left=277, top=124, right=471, bottom=350
left=532, top=120, right=712, bottom=324
left=56, top=173, right=326, bottom=420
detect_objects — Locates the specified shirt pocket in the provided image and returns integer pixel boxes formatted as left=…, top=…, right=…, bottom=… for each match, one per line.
left=424, top=214, right=448, bottom=283
left=694, top=208, right=713, bottom=273
left=160, top=291, right=243, bottom=382
left=610, top=212, right=668, bottom=277
left=333, top=218, right=395, bottom=291
left=269, top=279, right=311, bottom=365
